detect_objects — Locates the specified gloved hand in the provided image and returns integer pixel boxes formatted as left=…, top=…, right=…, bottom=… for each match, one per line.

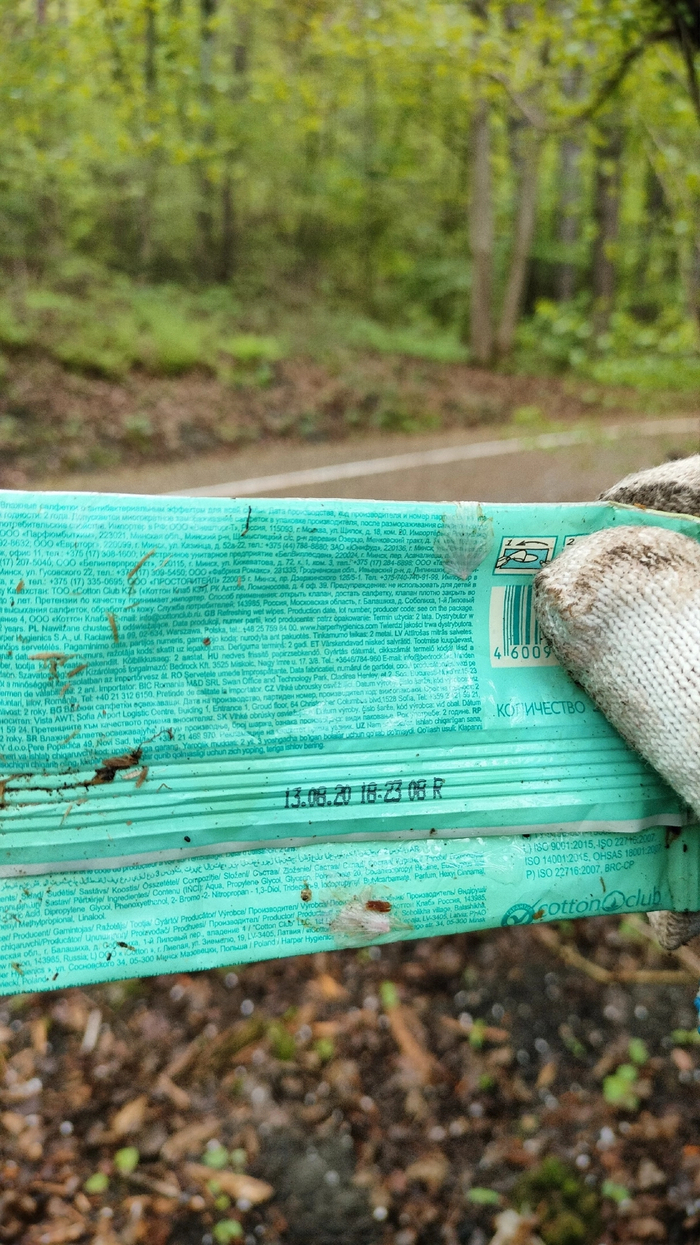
left=534, top=455, right=700, bottom=951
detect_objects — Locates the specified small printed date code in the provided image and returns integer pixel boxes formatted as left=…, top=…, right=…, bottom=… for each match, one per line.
left=284, top=777, right=446, bottom=809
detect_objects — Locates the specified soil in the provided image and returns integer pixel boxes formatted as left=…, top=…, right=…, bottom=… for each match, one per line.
left=0, top=352, right=693, bottom=488
left=2, top=919, right=700, bottom=1245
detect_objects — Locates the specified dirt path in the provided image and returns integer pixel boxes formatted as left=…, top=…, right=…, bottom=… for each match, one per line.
left=39, top=415, right=700, bottom=503
left=4, top=350, right=698, bottom=494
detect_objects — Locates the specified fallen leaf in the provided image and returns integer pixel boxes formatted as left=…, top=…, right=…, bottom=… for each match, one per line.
left=626, top=1112, right=680, bottom=1141
left=155, top=1072, right=190, bottom=1110
left=17, top=1125, right=44, bottom=1159
left=46, top=1197, right=84, bottom=1223
left=637, top=1158, right=666, bottom=1190
left=488, top=1209, right=544, bottom=1245
left=1, top=1077, right=43, bottom=1102
left=404, top=1153, right=449, bottom=1192
left=31, top=1017, right=48, bottom=1055
left=386, top=1006, right=438, bottom=1085
left=2, top=1110, right=28, bottom=1135
left=536, top=1061, right=557, bottom=1089
left=31, top=1219, right=85, bottom=1244
left=626, top=1216, right=667, bottom=1240
left=160, top=1117, right=221, bottom=1163
left=671, top=1048, right=693, bottom=1073
left=185, top=1163, right=273, bottom=1204
left=111, top=1095, right=147, bottom=1137
left=307, top=973, right=347, bottom=1002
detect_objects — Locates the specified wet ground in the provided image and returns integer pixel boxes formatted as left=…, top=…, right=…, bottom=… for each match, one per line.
left=2, top=921, right=700, bottom=1245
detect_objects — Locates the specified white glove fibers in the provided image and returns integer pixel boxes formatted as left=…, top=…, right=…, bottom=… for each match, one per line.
left=534, top=456, right=700, bottom=949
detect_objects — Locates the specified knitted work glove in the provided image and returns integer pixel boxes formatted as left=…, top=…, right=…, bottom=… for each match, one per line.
left=534, top=455, right=700, bottom=951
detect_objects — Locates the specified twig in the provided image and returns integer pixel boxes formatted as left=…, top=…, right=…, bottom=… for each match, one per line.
left=440, top=1016, right=510, bottom=1043
left=384, top=1004, right=439, bottom=1085
left=491, top=30, right=671, bottom=135
left=625, top=914, right=700, bottom=976
left=533, top=923, right=695, bottom=984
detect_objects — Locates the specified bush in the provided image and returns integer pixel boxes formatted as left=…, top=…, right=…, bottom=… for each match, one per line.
left=515, top=298, right=700, bottom=390
left=514, top=1157, right=600, bottom=1245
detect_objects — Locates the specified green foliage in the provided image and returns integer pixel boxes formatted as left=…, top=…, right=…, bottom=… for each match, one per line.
left=602, top=1063, right=639, bottom=1109
left=601, top=1179, right=630, bottom=1204
left=314, top=1037, right=335, bottom=1062
left=380, top=981, right=400, bottom=1011
left=213, top=1221, right=243, bottom=1244
left=83, top=1171, right=109, bottom=1194
left=671, top=1028, right=700, bottom=1044
left=0, top=0, right=698, bottom=389
left=202, top=1144, right=230, bottom=1170
left=0, top=306, right=30, bottom=351
left=344, top=319, right=469, bottom=364
left=515, top=1158, right=600, bottom=1245
left=628, top=1038, right=649, bottom=1066
left=114, top=1147, right=139, bottom=1175
left=218, top=335, right=284, bottom=388
left=516, top=301, right=700, bottom=390
left=467, top=1187, right=501, bottom=1206
left=268, top=1021, right=296, bottom=1062
left=469, top=1019, right=487, bottom=1050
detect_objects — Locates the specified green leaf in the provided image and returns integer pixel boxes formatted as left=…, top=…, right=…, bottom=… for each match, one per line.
left=467, top=1187, right=500, bottom=1206
left=202, top=1144, right=230, bottom=1170
left=268, top=1022, right=296, bottom=1061
left=601, top=1180, right=629, bottom=1204
left=628, top=1038, right=648, bottom=1066
left=469, top=1019, right=486, bottom=1050
left=671, top=1028, right=700, bottom=1045
left=213, top=1220, right=244, bottom=1243
left=83, top=1171, right=109, bottom=1194
left=379, top=981, right=399, bottom=1011
left=314, top=1037, right=335, bottom=1062
left=603, top=1065, right=638, bottom=1110
left=114, top=1147, right=139, bottom=1175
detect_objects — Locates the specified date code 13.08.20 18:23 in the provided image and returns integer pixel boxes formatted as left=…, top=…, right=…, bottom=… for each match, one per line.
left=284, top=777, right=446, bottom=810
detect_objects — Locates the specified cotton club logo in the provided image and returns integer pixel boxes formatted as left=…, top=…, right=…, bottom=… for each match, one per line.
left=500, top=903, right=535, bottom=927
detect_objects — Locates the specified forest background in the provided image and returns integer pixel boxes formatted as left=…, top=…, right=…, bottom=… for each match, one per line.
left=1, top=0, right=700, bottom=479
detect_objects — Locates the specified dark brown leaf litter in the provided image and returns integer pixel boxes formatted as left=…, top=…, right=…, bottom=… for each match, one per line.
left=0, top=353, right=689, bottom=487
left=2, top=918, right=700, bottom=1245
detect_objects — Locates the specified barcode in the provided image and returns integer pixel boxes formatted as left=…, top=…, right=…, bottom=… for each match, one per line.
left=489, top=585, right=558, bottom=668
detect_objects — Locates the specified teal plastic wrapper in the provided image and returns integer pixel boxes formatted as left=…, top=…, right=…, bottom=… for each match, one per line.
left=0, top=490, right=698, bottom=993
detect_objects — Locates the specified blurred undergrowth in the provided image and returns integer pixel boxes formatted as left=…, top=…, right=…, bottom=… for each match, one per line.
left=516, top=298, right=700, bottom=392
left=0, top=266, right=698, bottom=394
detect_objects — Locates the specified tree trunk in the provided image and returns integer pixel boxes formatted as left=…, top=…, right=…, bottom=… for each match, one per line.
left=218, top=173, right=236, bottom=283
left=496, top=127, right=541, bottom=357
left=469, top=95, right=494, bottom=366
left=361, top=58, right=379, bottom=313
left=557, top=137, right=580, bottom=301
left=144, top=0, right=157, bottom=93
left=139, top=0, right=159, bottom=272
left=592, top=120, right=623, bottom=330
left=197, top=0, right=217, bottom=280
left=217, top=14, right=250, bottom=282
left=680, top=232, right=700, bottom=332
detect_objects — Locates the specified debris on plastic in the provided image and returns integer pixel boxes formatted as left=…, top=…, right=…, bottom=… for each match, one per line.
left=433, top=501, right=494, bottom=580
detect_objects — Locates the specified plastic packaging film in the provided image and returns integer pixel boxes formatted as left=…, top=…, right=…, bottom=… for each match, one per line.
left=0, top=490, right=698, bottom=994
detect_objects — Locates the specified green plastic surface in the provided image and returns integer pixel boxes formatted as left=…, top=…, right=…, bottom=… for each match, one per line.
left=0, top=491, right=697, bottom=993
